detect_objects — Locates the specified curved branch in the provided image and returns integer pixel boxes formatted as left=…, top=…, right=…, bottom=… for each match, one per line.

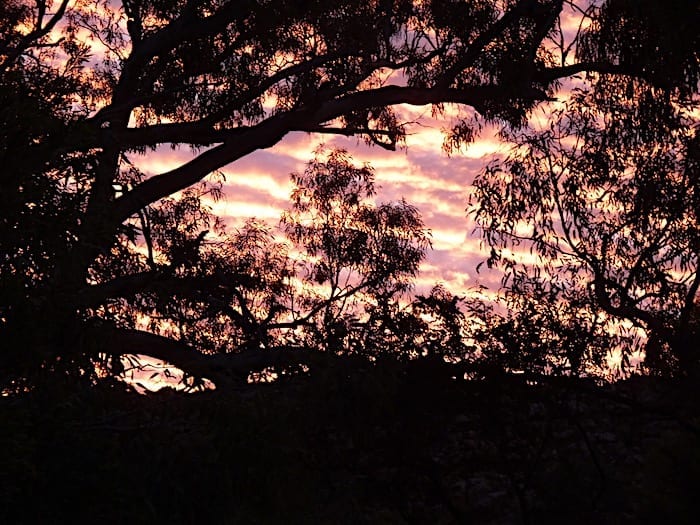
left=111, top=114, right=294, bottom=224
left=592, top=271, right=670, bottom=337
left=111, top=83, right=554, bottom=225
left=98, top=326, right=341, bottom=390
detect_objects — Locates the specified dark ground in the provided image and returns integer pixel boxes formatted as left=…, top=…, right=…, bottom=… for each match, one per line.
left=2, top=360, right=699, bottom=524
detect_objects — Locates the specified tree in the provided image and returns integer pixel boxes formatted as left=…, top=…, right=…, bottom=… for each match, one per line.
left=94, top=148, right=432, bottom=382
left=1, top=0, right=698, bottom=388
left=470, top=83, right=699, bottom=377
left=280, top=148, right=430, bottom=352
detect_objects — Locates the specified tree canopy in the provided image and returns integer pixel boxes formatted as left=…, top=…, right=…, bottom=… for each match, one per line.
left=471, top=79, right=699, bottom=377
left=1, top=0, right=699, bottom=390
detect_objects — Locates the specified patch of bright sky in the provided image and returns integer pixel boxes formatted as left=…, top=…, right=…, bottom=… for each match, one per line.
left=130, top=110, right=532, bottom=302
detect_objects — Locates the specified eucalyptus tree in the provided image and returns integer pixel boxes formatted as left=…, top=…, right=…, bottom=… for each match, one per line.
left=1, top=0, right=697, bottom=387
left=95, top=148, right=432, bottom=387
left=471, top=85, right=699, bottom=376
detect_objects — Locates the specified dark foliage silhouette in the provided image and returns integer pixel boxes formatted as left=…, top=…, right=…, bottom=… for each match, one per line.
left=1, top=1, right=698, bottom=388
left=3, top=2, right=700, bottom=523
left=470, top=86, right=699, bottom=377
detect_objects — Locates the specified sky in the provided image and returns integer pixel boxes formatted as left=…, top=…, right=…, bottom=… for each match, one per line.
left=133, top=108, right=510, bottom=300
left=126, top=108, right=516, bottom=392
left=59, top=0, right=592, bottom=308
left=123, top=2, right=592, bottom=307
left=107, top=2, right=605, bottom=389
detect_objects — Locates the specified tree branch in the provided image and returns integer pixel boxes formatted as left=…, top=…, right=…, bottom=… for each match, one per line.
left=110, top=115, right=293, bottom=224
left=678, top=264, right=700, bottom=333
left=95, top=50, right=352, bottom=126
left=534, top=62, right=652, bottom=84
left=112, top=1, right=252, bottom=107
left=78, top=270, right=256, bottom=308
left=592, top=271, right=670, bottom=337
left=436, top=0, right=546, bottom=89
left=111, top=83, right=553, bottom=226
left=98, top=326, right=342, bottom=390
left=114, top=122, right=402, bottom=150
left=0, top=0, right=70, bottom=73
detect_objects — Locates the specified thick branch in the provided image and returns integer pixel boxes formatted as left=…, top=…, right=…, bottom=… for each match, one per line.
left=113, top=121, right=251, bottom=147
left=111, top=113, right=294, bottom=223
left=99, top=326, right=338, bottom=390
left=114, top=122, right=402, bottom=149
left=111, top=83, right=553, bottom=226
left=102, top=327, right=231, bottom=383
left=310, top=84, right=554, bottom=123
left=78, top=270, right=256, bottom=308
left=592, top=272, right=670, bottom=337
left=534, top=62, right=652, bottom=84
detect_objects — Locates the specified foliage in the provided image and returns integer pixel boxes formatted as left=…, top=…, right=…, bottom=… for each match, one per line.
left=470, top=86, right=699, bottom=376
left=281, top=148, right=432, bottom=351
left=94, top=148, right=433, bottom=361
left=1, top=1, right=699, bottom=387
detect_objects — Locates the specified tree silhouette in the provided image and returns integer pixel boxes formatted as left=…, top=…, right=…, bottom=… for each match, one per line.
left=471, top=85, right=699, bottom=376
left=1, top=0, right=698, bottom=388
left=87, top=148, right=433, bottom=388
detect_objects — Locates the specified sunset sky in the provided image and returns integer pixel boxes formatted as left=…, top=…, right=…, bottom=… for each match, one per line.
left=124, top=107, right=522, bottom=389
left=126, top=122, right=509, bottom=390
left=75, top=1, right=604, bottom=388
left=133, top=110, right=511, bottom=300
left=122, top=4, right=588, bottom=306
